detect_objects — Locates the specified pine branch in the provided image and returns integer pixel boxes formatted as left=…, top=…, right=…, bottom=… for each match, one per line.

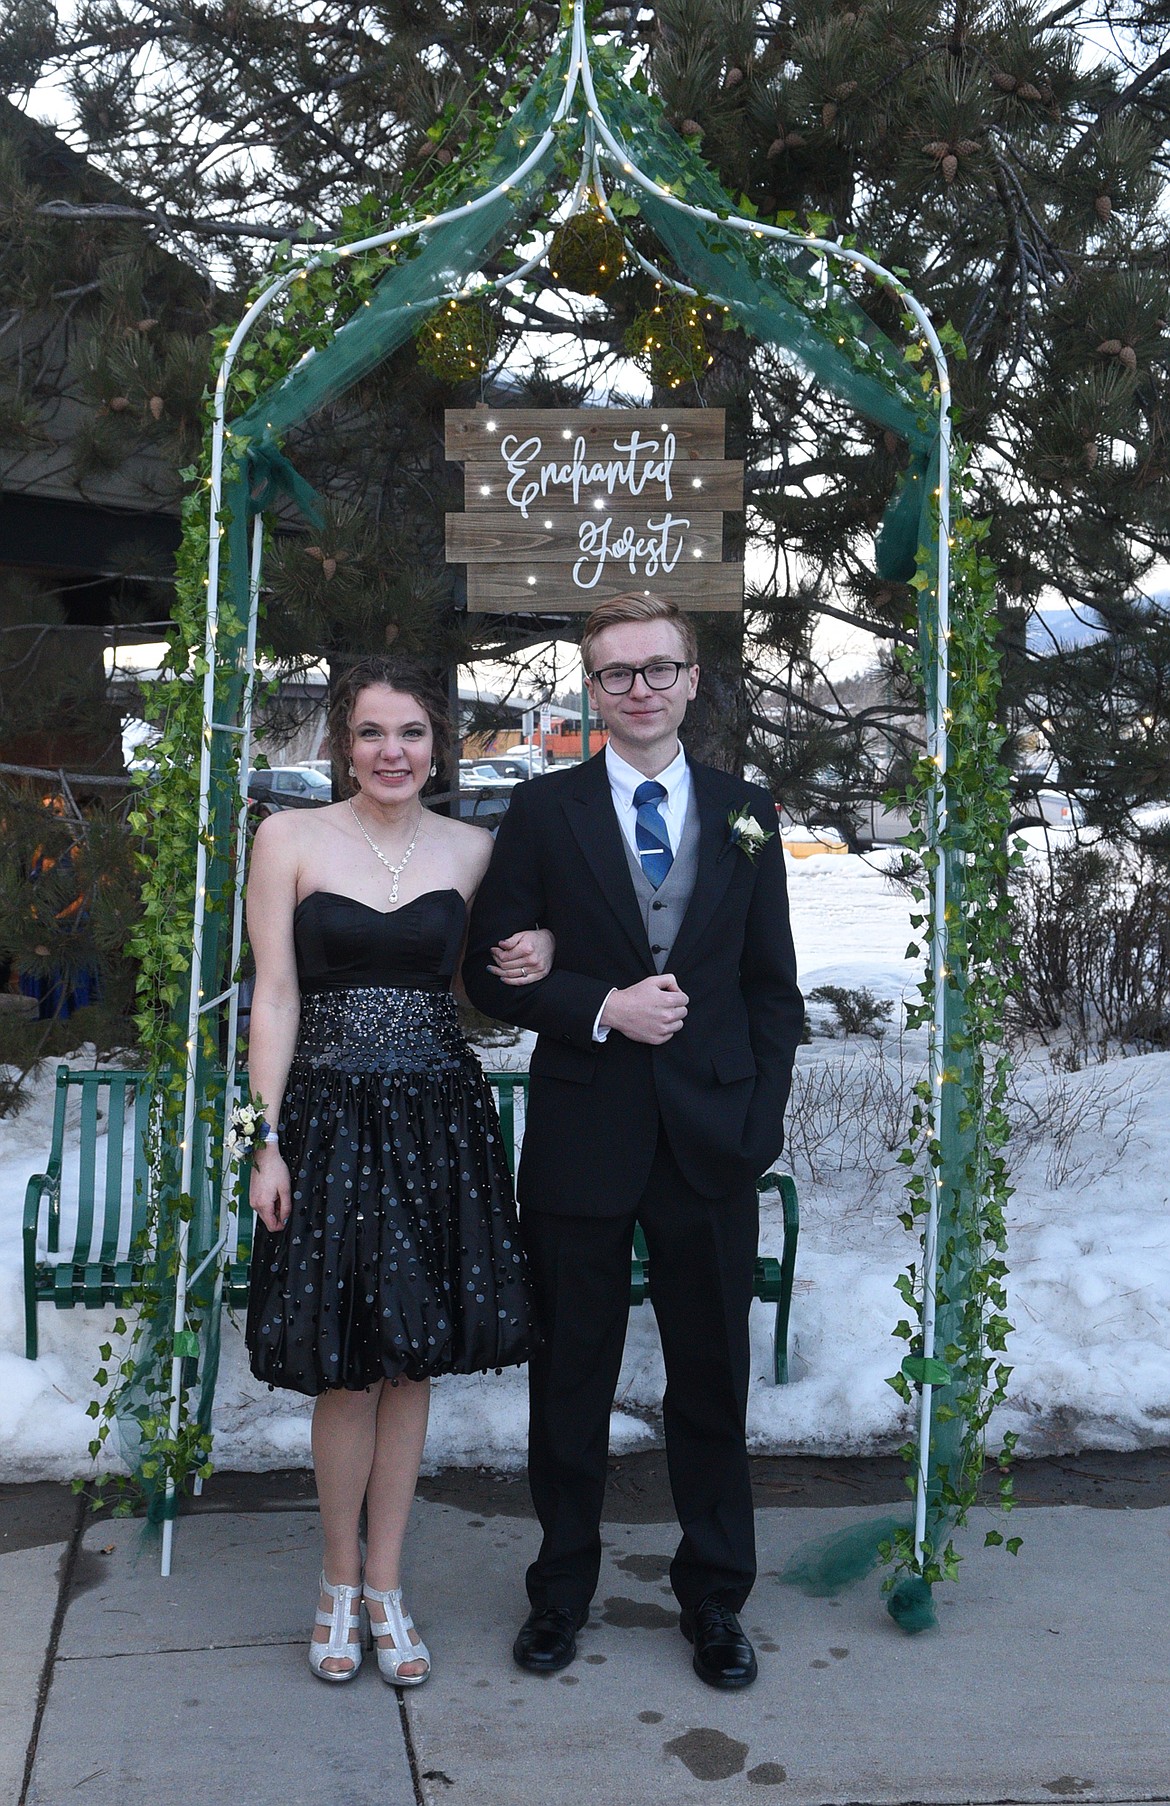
left=36, top=200, right=339, bottom=244
left=0, top=762, right=133, bottom=787
left=1097, top=45, right=1170, bottom=122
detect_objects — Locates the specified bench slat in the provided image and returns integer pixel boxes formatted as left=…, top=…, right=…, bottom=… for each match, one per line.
left=81, top=1263, right=106, bottom=1309
left=98, top=1078, right=128, bottom=1264
left=130, top=1082, right=151, bottom=1247
left=74, top=1079, right=100, bottom=1265
left=494, top=1075, right=517, bottom=1169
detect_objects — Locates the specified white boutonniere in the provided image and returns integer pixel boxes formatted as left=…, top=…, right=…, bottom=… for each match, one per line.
left=225, top=1098, right=272, bottom=1162
left=725, top=807, right=775, bottom=864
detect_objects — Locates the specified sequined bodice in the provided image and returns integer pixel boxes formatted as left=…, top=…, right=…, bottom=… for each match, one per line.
left=293, top=888, right=466, bottom=995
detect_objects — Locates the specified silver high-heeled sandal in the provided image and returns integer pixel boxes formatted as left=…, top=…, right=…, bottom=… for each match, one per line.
left=309, top=1573, right=364, bottom=1683
left=363, top=1583, right=431, bottom=1687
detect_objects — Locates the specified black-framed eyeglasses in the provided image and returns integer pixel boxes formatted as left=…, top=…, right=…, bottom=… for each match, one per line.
left=589, top=660, right=691, bottom=696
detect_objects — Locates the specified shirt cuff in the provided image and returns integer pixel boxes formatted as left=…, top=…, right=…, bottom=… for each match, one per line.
left=592, top=989, right=616, bottom=1043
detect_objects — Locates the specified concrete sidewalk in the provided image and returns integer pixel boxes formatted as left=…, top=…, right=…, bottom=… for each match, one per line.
left=7, top=1479, right=1170, bottom=1806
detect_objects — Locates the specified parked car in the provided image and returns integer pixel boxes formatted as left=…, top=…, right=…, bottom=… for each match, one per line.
left=853, top=802, right=913, bottom=850
left=474, top=755, right=543, bottom=780
left=1035, top=789, right=1085, bottom=829
left=247, top=765, right=333, bottom=814
left=461, top=763, right=525, bottom=789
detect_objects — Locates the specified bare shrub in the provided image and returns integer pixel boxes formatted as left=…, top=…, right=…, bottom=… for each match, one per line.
left=1007, top=1061, right=1148, bottom=1190
left=1010, top=844, right=1170, bottom=1062
left=786, top=1031, right=917, bottom=1196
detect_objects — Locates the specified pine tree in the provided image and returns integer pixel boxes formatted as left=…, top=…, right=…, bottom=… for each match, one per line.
left=1, top=0, right=1167, bottom=825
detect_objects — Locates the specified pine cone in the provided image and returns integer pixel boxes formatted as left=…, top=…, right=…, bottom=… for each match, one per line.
left=923, top=141, right=949, bottom=159
left=1094, top=194, right=1113, bottom=222
left=384, top=622, right=400, bottom=645
left=836, top=80, right=858, bottom=98
left=822, top=100, right=838, bottom=128
left=321, top=557, right=338, bottom=580
left=991, top=70, right=1017, bottom=91
left=1119, top=345, right=1137, bottom=372
left=1096, top=339, right=1123, bottom=356
left=681, top=119, right=703, bottom=138
left=1017, top=81, right=1042, bottom=101
left=724, top=66, right=745, bottom=90
left=304, top=545, right=324, bottom=561
left=768, top=137, right=785, bottom=158
left=136, top=318, right=158, bottom=331
left=883, top=429, right=901, bottom=454
left=954, top=139, right=980, bottom=156
left=436, top=147, right=453, bottom=165
left=1082, top=441, right=1098, bottom=469
left=785, top=130, right=806, bottom=146
left=108, top=396, right=130, bottom=412
left=148, top=395, right=164, bottom=421
left=942, top=153, right=959, bottom=183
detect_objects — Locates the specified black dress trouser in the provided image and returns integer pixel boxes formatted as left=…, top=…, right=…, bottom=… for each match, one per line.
left=519, top=1126, right=759, bottom=1616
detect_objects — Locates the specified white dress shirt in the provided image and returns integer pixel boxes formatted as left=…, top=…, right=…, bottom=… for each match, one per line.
left=592, top=741, right=692, bottom=1041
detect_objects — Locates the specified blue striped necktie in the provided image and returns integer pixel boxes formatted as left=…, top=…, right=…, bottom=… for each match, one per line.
left=633, top=779, right=673, bottom=889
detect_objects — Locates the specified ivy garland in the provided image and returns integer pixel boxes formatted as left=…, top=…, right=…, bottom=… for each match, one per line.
left=885, top=473, right=1019, bottom=1588
left=81, top=29, right=1015, bottom=1579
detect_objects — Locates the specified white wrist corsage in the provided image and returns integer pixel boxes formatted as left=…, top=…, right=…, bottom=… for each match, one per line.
left=726, top=807, right=775, bottom=864
left=225, top=1098, right=276, bottom=1162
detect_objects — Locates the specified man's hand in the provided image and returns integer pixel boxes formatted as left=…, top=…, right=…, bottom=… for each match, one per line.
left=600, top=974, right=688, bottom=1045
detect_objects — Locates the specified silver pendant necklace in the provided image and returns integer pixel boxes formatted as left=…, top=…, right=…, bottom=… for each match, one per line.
left=348, top=799, right=424, bottom=906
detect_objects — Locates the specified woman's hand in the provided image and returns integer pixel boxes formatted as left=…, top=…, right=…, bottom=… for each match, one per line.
left=249, top=1144, right=292, bottom=1232
left=489, top=927, right=555, bottom=986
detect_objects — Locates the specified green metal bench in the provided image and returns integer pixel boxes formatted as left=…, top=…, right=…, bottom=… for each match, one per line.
left=22, top=1064, right=254, bottom=1361
left=24, top=1066, right=799, bottom=1382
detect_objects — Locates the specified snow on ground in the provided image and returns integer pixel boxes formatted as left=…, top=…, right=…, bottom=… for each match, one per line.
left=3, top=848, right=1169, bottom=1480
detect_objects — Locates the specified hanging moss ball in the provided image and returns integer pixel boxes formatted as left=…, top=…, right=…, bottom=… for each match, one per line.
left=415, top=297, right=498, bottom=383
left=625, top=290, right=715, bottom=390
left=548, top=211, right=628, bottom=297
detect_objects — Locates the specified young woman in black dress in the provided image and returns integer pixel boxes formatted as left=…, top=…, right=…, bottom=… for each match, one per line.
left=244, top=657, right=546, bottom=1685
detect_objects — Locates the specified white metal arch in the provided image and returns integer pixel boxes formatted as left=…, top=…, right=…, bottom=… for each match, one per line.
left=166, top=0, right=953, bottom=1576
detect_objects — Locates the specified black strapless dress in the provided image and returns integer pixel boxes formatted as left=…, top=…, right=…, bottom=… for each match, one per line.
left=245, top=888, right=532, bottom=1395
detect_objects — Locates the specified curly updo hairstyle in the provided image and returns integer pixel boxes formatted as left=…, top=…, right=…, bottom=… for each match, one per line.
left=325, top=655, right=453, bottom=799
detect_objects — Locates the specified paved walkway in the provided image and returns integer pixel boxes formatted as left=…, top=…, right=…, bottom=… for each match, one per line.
left=6, top=1469, right=1170, bottom=1805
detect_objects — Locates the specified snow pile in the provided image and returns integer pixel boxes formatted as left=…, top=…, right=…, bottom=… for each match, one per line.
left=3, top=849, right=1169, bottom=1479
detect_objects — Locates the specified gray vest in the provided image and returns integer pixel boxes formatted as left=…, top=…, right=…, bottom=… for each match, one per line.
left=618, top=786, right=701, bottom=972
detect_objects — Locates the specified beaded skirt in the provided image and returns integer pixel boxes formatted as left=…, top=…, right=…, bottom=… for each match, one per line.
left=245, top=986, right=533, bottom=1395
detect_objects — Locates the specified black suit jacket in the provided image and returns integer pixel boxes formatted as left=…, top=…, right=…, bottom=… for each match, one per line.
left=463, top=751, right=803, bottom=1216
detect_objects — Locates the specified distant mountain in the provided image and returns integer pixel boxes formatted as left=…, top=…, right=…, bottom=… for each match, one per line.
left=1028, top=593, right=1170, bottom=651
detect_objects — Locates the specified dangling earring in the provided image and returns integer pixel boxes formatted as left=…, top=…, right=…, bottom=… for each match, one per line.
left=430, top=763, right=437, bottom=778
left=347, top=761, right=356, bottom=778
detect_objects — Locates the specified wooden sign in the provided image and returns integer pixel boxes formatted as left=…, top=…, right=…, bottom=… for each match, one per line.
left=445, top=406, right=744, bottom=612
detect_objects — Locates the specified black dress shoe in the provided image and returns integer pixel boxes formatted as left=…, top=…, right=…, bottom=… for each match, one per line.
left=679, top=1598, right=758, bottom=1690
left=513, top=1605, right=588, bottom=1674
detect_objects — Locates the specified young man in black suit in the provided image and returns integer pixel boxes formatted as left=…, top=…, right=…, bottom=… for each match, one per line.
left=464, top=594, right=803, bottom=1689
